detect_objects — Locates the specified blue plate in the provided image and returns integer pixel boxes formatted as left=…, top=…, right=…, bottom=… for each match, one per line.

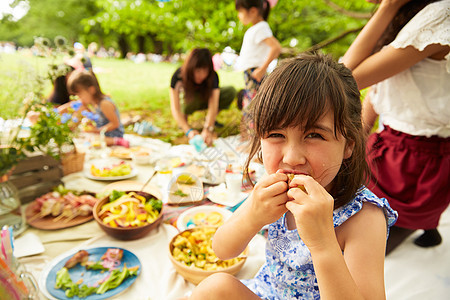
left=46, top=247, right=141, bottom=300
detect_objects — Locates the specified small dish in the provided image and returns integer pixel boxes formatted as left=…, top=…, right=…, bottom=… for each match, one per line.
left=176, top=205, right=232, bottom=231
left=168, top=172, right=204, bottom=205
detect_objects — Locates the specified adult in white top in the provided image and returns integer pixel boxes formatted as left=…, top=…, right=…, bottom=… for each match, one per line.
left=342, top=0, right=449, bottom=254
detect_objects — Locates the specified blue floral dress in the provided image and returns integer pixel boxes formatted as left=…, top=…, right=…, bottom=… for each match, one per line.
left=242, top=187, right=398, bottom=299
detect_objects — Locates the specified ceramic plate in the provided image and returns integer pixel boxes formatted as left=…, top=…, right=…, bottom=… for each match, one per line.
left=84, top=168, right=138, bottom=181
left=176, top=205, right=232, bottom=231
left=41, top=247, right=141, bottom=300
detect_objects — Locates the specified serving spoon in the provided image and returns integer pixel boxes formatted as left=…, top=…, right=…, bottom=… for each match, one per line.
left=140, top=170, right=157, bottom=192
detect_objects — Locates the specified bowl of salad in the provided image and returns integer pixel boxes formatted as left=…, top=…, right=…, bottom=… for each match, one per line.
left=93, top=190, right=164, bottom=240
left=169, top=227, right=247, bottom=285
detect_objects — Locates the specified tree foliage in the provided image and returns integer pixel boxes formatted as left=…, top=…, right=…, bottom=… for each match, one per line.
left=1, top=0, right=376, bottom=58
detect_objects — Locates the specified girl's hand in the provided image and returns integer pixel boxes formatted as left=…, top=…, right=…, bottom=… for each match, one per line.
left=187, top=129, right=199, bottom=140
left=247, top=171, right=289, bottom=229
left=251, top=67, right=266, bottom=82
left=201, top=129, right=214, bottom=146
left=286, top=175, right=336, bottom=251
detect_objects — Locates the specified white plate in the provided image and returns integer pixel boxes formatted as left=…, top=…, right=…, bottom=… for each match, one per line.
left=84, top=168, right=138, bottom=181
left=208, top=184, right=248, bottom=207
left=176, top=205, right=232, bottom=231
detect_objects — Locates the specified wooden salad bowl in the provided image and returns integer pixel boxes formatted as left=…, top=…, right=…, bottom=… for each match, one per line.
left=93, top=190, right=163, bottom=240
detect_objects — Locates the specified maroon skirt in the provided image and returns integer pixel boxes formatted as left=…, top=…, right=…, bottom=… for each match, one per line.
left=367, top=126, right=450, bottom=230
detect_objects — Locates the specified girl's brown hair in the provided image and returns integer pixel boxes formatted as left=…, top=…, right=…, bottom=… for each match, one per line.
left=244, top=52, right=368, bottom=208
left=67, top=70, right=104, bottom=103
left=181, top=48, right=215, bottom=104
left=235, top=0, right=271, bottom=21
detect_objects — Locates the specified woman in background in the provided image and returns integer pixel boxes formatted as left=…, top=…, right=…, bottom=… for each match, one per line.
left=169, top=48, right=236, bottom=146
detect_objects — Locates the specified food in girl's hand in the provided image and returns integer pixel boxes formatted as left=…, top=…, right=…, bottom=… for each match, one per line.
left=55, top=248, right=139, bottom=297
left=286, top=174, right=306, bottom=193
left=97, top=191, right=162, bottom=228
left=29, top=185, right=98, bottom=223
left=287, top=173, right=295, bottom=184
left=171, top=227, right=245, bottom=271
left=90, top=161, right=132, bottom=177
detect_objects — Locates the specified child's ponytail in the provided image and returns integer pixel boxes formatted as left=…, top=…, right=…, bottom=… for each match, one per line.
left=262, top=0, right=270, bottom=21
left=235, top=0, right=271, bottom=21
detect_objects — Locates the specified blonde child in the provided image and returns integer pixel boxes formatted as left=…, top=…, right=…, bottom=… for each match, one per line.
left=65, top=70, right=128, bottom=147
left=190, top=53, right=397, bottom=299
left=235, top=0, right=281, bottom=110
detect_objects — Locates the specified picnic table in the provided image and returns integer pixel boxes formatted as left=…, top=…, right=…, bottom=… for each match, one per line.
left=10, top=134, right=450, bottom=299
left=14, top=134, right=267, bottom=299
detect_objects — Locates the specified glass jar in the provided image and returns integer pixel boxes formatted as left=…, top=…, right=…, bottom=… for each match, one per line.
left=0, top=179, right=26, bottom=237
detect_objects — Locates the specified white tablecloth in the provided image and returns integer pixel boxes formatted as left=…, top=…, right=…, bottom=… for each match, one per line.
left=16, top=135, right=450, bottom=299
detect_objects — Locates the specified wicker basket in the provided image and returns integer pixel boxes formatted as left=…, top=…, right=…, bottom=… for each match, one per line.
left=61, top=150, right=85, bottom=176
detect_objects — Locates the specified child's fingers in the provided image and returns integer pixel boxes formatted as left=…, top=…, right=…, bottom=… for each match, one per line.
left=288, top=175, right=320, bottom=194
left=270, top=192, right=290, bottom=207
left=258, top=172, right=288, bottom=188
left=264, top=180, right=289, bottom=196
left=287, top=187, right=308, bottom=203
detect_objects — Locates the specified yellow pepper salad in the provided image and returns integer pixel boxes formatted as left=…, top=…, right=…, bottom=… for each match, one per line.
left=98, top=191, right=162, bottom=228
left=172, top=227, right=245, bottom=271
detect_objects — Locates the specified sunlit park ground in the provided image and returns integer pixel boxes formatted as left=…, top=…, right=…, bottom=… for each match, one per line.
left=0, top=51, right=245, bottom=144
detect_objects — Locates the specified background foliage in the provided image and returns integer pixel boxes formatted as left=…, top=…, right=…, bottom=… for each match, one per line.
left=0, top=0, right=375, bottom=143
left=1, top=0, right=375, bottom=58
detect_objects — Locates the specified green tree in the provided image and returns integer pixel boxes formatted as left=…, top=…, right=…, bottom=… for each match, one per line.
left=0, top=0, right=98, bottom=47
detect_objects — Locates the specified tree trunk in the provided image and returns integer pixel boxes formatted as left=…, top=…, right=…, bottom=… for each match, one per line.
left=148, top=33, right=163, bottom=54
left=118, top=35, right=129, bottom=58
left=137, top=35, right=146, bottom=53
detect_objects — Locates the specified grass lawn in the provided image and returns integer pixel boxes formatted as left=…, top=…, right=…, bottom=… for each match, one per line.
left=0, top=51, right=245, bottom=144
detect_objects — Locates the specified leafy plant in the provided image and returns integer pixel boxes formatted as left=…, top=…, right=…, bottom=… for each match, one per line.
left=0, top=62, right=78, bottom=177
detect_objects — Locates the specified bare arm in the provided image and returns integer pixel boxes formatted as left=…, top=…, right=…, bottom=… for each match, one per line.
left=341, top=0, right=407, bottom=71
left=287, top=176, right=388, bottom=299
left=201, top=88, right=220, bottom=146
left=251, top=36, right=282, bottom=82
left=311, top=204, right=387, bottom=300
left=169, top=84, right=196, bottom=138
left=351, top=44, right=449, bottom=90
left=213, top=172, right=289, bottom=259
left=212, top=199, right=265, bottom=260
left=342, top=0, right=449, bottom=89
left=362, top=89, right=379, bottom=134
left=98, top=100, right=120, bottom=132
